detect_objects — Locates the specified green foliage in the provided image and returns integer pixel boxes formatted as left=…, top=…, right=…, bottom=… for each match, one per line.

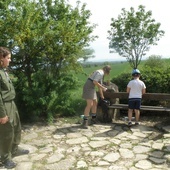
left=79, top=48, right=95, bottom=62
left=0, top=0, right=97, bottom=122
left=108, top=5, right=165, bottom=69
left=14, top=71, right=79, bottom=122
left=144, top=55, right=164, bottom=68
left=140, top=66, right=170, bottom=93
left=111, top=73, right=132, bottom=92
left=111, top=64, right=170, bottom=106
left=111, top=60, right=170, bottom=107
left=111, top=65, right=170, bottom=93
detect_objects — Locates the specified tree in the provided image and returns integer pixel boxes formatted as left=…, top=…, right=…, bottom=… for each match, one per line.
left=79, top=48, right=95, bottom=62
left=0, top=0, right=97, bottom=121
left=0, top=0, right=97, bottom=84
left=107, top=5, right=164, bottom=69
left=144, top=55, right=164, bottom=68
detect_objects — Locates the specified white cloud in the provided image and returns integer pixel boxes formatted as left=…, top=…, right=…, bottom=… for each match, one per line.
left=69, top=0, right=170, bottom=61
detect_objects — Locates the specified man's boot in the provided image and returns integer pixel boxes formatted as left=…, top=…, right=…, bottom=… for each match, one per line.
left=82, top=119, right=88, bottom=129
left=12, top=145, right=29, bottom=157
left=91, top=113, right=97, bottom=124
left=3, top=159, right=17, bottom=169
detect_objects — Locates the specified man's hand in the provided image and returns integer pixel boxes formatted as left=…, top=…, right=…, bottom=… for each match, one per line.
left=100, top=96, right=104, bottom=100
left=103, top=87, right=107, bottom=92
left=0, top=116, right=8, bottom=124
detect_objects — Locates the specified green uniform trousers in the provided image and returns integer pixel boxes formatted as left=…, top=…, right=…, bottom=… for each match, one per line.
left=0, top=100, right=21, bottom=162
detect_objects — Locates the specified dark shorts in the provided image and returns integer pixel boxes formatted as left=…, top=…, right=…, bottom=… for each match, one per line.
left=128, top=98, right=141, bottom=110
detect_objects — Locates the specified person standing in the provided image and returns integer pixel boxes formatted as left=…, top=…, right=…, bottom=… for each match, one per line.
left=82, top=65, right=111, bottom=128
left=126, top=69, right=146, bottom=126
left=0, top=47, right=29, bottom=169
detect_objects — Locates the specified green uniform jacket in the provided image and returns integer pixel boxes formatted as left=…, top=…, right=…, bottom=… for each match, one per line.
left=0, top=68, right=16, bottom=118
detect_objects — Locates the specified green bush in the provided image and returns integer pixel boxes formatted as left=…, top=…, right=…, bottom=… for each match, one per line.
left=111, top=65, right=170, bottom=93
left=111, top=66, right=170, bottom=106
left=144, top=55, right=164, bottom=68
left=141, top=66, right=170, bottom=93
left=111, top=73, right=132, bottom=92
left=14, top=71, right=79, bottom=123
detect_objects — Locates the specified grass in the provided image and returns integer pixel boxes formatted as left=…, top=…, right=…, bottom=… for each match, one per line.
left=76, top=61, right=131, bottom=81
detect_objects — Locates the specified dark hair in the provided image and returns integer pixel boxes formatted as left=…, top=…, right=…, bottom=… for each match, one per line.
left=0, top=47, right=11, bottom=58
left=132, top=73, right=140, bottom=77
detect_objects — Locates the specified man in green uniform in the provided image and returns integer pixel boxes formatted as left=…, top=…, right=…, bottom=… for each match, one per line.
left=0, top=47, right=29, bottom=169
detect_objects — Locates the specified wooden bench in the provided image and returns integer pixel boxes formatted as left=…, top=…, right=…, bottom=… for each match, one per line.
left=98, top=91, right=170, bottom=122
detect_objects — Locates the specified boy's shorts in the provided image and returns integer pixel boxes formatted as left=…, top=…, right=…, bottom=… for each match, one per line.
left=128, top=98, right=141, bottom=110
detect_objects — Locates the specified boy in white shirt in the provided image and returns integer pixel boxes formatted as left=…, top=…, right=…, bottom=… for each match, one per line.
left=126, top=69, right=146, bottom=126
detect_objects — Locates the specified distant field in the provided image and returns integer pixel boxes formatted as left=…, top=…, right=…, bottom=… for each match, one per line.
left=76, top=60, right=145, bottom=84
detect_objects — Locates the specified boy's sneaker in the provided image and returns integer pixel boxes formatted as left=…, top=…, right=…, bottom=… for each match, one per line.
left=128, top=121, right=132, bottom=126
left=135, top=122, right=140, bottom=125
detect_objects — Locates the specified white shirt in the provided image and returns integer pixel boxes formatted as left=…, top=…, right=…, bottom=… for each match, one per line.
left=90, top=69, right=104, bottom=84
left=127, top=79, right=146, bottom=98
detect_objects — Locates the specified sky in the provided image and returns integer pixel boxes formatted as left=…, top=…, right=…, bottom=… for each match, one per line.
left=68, top=0, right=170, bottom=62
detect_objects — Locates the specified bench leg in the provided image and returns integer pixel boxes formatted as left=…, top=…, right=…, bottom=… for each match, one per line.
left=97, top=106, right=112, bottom=123
left=110, top=108, right=120, bottom=122
left=96, top=106, right=103, bottom=122
left=97, top=106, right=120, bottom=123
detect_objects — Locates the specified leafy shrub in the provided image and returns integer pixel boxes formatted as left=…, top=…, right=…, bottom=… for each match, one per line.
left=14, top=71, right=79, bottom=123
left=111, top=73, right=132, bottom=92
left=141, top=66, right=170, bottom=93
left=111, top=65, right=170, bottom=93
left=144, top=55, right=164, bottom=68
left=111, top=65, right=170, bottom=107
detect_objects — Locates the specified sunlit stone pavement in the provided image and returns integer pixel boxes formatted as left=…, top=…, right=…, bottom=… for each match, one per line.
left=0, top=117, right=170, bottom=170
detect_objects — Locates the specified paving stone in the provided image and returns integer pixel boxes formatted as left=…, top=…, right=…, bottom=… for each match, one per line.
left=90, top=151, right=104, bottom=157
left=133, top=145, right=151, bottom=154
left=39, top=146, right=53, bottom=153
left=76, top=160, right=88, bottom=168
left=134, top=153, right=148, bottom=161
left=103, top=152, right=120, bottom=162
left=149, top=150, right=164, bottom=158
left=97, top=161, right=110, bottom=166
left=22, top=132, right=38, bottom=141
left=149, top=157, right=166, bottom=164
left=135, top=160, right=152, bottom=169
left=109, top=138, right=121, bottom=145
left=5, top=120, right=169, bottom=170
left=164, top=154, right=170, bottom=162
left=120, top=143, right=133, bottom=149
left=30, top=153, right=46, bottom=161
left=152, top=142, right=164, bottom=150
left=47, top=153, right=65, bottom=163
left=108, top=165, right=128, bottom=170
left=162, top=125, right=170, bottom=133
left=119, top=148, right=134, bottom=158
left=66, top=136, right=89, bottom=144
left=15, top=162, right=33, bottom=170
left=66, top=132, right=82, bottom=138
left=133, top=131, right=147, bottom=138
left=89, top=140, right=110, bottom=148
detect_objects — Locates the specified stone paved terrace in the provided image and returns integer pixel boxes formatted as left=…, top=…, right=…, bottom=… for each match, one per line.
left=0, top=116, right=170, bottom=170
